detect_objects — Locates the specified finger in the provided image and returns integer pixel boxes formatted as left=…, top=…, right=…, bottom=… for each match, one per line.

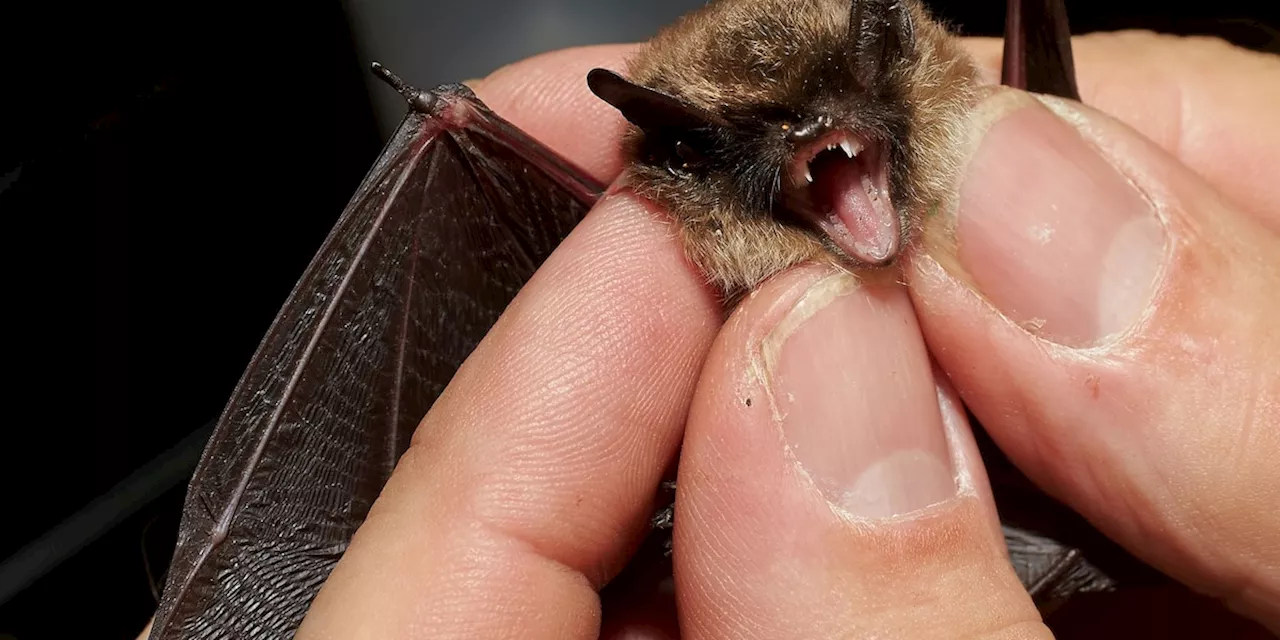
left=908, top=88, right=1280, bottom=628
left=297, top=194, right=720, bottom=638
left=471, top=44, right=636, bottom=182
left=964, top=32, right=1280, bottom=229
left=674, top=266, right=1047, bottom=639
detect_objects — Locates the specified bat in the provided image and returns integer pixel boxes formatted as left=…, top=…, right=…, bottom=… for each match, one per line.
left=586, top=0, right=1078, bottom=296
left=587, top=0, right=976, bottom=294
left=147, top=1, right=1155, bottom=638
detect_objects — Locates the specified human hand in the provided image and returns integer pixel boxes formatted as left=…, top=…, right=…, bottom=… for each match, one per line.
left=291, top=33, right=1279, bottom=639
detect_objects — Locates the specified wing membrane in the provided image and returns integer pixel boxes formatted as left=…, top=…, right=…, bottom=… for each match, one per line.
left=150, top=84, right=602, bottom=640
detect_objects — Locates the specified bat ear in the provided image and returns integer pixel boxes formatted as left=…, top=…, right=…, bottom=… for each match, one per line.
left=847, top=0, right=915, bottom=90
left=587, top=69, right=725, bottom=135
left=1002, top=0, right=1080, bottom=100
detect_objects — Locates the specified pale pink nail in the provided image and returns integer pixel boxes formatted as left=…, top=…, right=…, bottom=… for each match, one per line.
left=761, top=274, right=955, bottom=518
left=956, top=101, right=1165, bottom=346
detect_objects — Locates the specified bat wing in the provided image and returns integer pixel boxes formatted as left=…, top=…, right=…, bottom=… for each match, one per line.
left=148, top=71, right=603, bottom=640
left=1001, top=0, right=1081, bottom=100
left=979, top=427, right=1162, bottom=613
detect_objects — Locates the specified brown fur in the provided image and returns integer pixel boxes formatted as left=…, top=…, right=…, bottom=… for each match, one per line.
left=617, top=0, right=979, bottom=297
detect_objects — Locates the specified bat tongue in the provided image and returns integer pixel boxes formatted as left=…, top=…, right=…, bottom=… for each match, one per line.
left=812, top=153, right=899, bottom=264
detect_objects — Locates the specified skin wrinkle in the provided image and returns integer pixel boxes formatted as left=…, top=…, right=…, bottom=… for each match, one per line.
left=682, top=374, right=792, bottom=637
left=348, top=457, right=598, bottom=637
left=469, top=431, right=653, bottom=574
left=436, top=442, right=616, bottom=592
left=1143, top=169, right=1278, bottom=600
left=1189, top=349, right=1280, bottom=600
left=684, top=487, right=757, bottom=637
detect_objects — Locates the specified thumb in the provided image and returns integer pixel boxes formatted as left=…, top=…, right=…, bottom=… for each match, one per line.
left=673, top=266, right=1048, bottom=639
left=908, top=89, right=1280, bottom=628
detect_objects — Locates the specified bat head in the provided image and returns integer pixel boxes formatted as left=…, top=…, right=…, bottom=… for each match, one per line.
left=589, top=0, right=977, bottom=295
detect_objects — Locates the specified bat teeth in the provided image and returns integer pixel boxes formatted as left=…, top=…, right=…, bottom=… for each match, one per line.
left=792, top=131, right=865, bottom=186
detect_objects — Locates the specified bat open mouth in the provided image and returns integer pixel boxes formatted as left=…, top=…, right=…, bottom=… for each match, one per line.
left=786, top=130, right=899, bottom=265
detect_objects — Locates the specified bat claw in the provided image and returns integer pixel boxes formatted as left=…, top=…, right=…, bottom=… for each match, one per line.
left=371, top=62, right=439, bottom=113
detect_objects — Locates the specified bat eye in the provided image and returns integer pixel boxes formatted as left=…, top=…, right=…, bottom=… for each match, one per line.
left=675, top=140, right=704, bottom=166
left=666, top=140, right=705, bottom=177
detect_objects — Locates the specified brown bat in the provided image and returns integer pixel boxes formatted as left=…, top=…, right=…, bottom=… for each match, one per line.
left=147, top=0, right=1148, bottom=638
left=590, top=0, right=979, bottom=295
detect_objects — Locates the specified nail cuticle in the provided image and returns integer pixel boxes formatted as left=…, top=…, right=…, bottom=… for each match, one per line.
left=759, top=273, right=860, bottom=376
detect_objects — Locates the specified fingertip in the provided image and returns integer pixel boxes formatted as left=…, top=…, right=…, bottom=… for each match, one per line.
left=674, top=266, right=1041, bottom=638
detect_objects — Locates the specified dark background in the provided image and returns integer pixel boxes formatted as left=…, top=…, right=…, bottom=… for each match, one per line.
left=0, top=1, right=1274, bottom=638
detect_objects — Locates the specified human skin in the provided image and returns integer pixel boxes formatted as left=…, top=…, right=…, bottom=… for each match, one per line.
left=140, top=32, right=1280, bottom=640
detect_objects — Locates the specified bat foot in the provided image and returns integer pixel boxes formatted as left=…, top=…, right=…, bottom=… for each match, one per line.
left=650, top=501, right=674, bottom=531
left=650, top=480, right=677, bottom=557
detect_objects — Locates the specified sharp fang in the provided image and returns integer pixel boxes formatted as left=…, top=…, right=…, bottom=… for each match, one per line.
left=803, top=168, right=813, bottom=183
left=839, top=140, right=855, bottom=158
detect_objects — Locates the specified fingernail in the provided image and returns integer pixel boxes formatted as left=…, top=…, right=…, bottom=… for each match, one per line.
left=948, top=93, right=1165, bottom=346
left=761, top=274, right=956, bottom=519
